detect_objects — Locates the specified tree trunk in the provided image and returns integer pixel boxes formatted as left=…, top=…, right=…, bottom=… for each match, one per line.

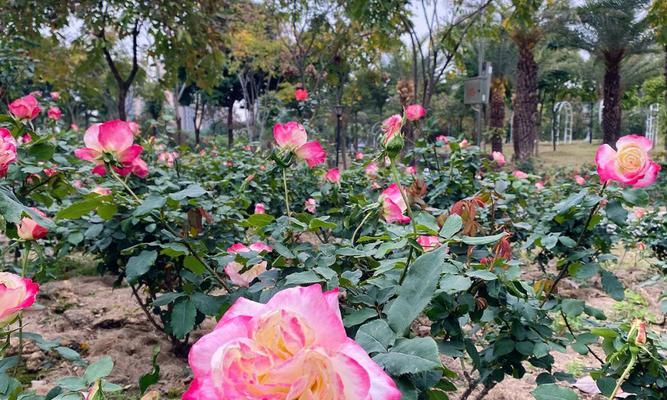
left=664, top=45, right=667, bottom=152
left=602, top=55, right=623, bottom=145
left=512, top=41, right=538, bottom=160
left=227, top=106, right=234, bottom=148
left=489, top=77, right=505, bottom=153
left=117, top=86, right=127, bottom=121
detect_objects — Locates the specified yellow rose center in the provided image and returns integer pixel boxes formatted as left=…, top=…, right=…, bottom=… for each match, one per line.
left=616, top=145, right=645, bottom=174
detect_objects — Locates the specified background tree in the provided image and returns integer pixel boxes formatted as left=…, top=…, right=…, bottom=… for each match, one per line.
left=563, top=0, right=653, bottom=145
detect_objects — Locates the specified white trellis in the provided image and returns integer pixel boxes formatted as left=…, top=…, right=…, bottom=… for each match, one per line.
left=646, top=103, right=660, bottom=146
left=552, top=101, right=573, bottom=144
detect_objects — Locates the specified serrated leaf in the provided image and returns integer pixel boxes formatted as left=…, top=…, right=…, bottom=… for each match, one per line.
left=531, top=384, right=579, bottom=400
left=355, top=319, right=396, bottom=354
left=84, top=356, right=114, bottom=383
left=125, top=250, right=158, bottom=284
left=373, top=337, right=441, bottom=375
left=171, top=300, right=196, bottom=339
left=439, top=214, right=463, bottom=239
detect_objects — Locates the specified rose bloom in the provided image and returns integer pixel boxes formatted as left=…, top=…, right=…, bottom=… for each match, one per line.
left=492, top=151, right=505, bottom=166
left=244, top=145, right=253, bottom=151
left=381, top=114, right=403, bottom=144
left=596, top=135, right=661, bottom=188
left=405, top=104, right=426, bottom=121
left=325, top=168, right=341, bottom=183
left=8, top=95, right=41, bottom=120
left=417, top=235, right=440, bottom=252
left=157, top=151, right=177, bottom=168
left=17, top=208, right=49, bottom=240
left=43, top=168, right=57, bottom=177
left=127, top=121, right=141, bottom=136
left=0, top=128, right=18, bottom=178
left=535, top=181, right=545, bottom=190
left=379, top=183, right=410, bottom=224
left=183, top=285, right=401, bottom=400
left=513, top=170, right=528, bottom=179
left=74, top=120, right=144, bottom=177
left=460, top=139, right=469, bottom=148
left=47, top=106, right=62, bottom=120
left=92, top=186, right=112, bottom=196
left=254, top=203, right=266, bottom=214
left=227, top=242, right=273, bottom=255
left=273, top=122, right=326, bottom=168
left=305, top=198, right=317, bottom=213
left=435, top=135, right=448, bottom=145
left=633, top=207, right=646, bottom=219
left=295, top=88, right=309, bottom=102
left=574, top=175, right=585, bottom=185
left=21, top=133, right=32, bottom=143
left=50, top=91, right=60, bottom=100
left=405, top=165, right=417, bottom=175
left=70, top=123, right=79, bottom=131
left=364, top=162, right=378, bottom=177
left=225, top=242, right=272, bottom=287
left=0, top=272, right=39, bottom=328
left=355, top=151, right=364, bottom=160
left=72, top=180, right=84, bottom=189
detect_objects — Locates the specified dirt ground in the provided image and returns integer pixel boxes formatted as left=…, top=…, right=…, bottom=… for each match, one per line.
left=18, top=248, right=666, bottom=400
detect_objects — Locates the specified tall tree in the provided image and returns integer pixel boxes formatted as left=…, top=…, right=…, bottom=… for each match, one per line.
left=648, top=0, right=667, bottom=151
left=563, top=0, right=653, bottom=145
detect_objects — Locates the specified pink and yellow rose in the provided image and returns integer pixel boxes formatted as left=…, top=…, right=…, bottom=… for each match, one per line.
left=183, top=285, right=401, bottom=400
left=305, top=198, right=317, bottom=213
left=379, top=183, right=410, bottom=224
left=595, top=135, right=661, bottom=188
left=492, top=151, right=505, bottom=167
left=273, top=122, right=326, bottom=168
left=417, top=236, right=441, bottom=252
left=9, top=95, right=41, bottom=120
left=0, top=128, right=18, bottom=178
left=17, top=208, right=49, bottom=241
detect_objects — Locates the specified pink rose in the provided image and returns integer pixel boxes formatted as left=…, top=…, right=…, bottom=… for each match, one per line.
left=70, top=123, right=79, bottom=131
left=325, top=168, right=341, bottom=183
left=74, top=120, right=144, bottom=177
left=365, top=162, right=378, bottom=177
left=47, top=106, right=62, bottom=120
left=92, top=186, right=112, bottom=196
left=435, top=135, right=448, bottom=145
left=0, top=272, right=39, bottom=327
left=492, top=151, right=505, bottom=166
left=633, top=207, right=646, bottom=219
left=417, top=235, right=440, bottom=252
left=50, top=91, right=60, bottom=100
left=254, top=203, right=266, bottom=214
left=129, top=158, right=149, bottom=178
left=535, top=181, right=544, bottom=190
left=405, top=165, right=417, bottom=175
left=295, top=88, right=309, bottom=102
left=305, top=198, right=317, bottom=213
left=405, top=104, right=426, bottom=121
left=381, top=114, right=403, bottom=145
left=460, top=139, right=469, bottom=148
left=355, top=151, right=364, bottom=160
left=157, top=151, right=177, bottom=168
left=574, top=175, right=585, bottom=185
left=513, top=170, right=528, bottom=179
left=8, top=95, right=41, bottom=120
left=17, top=208, right=49, bottom=240
left=183, top=285, right=401, bottom=400
left=127, top=121, right=141, bottom=136
left=72, top=180, right=84, bottom=189
left=0, top=129, right=18, bottom=178
left=596, top=135, right=661, bottom=188
left=379, top=183, right=410, bottom=224
left=21, top=133, right=32, bottom=143
left=43, top=168, right=57, bottom=177
left=224, top=260, right=267, bottom=287
left=227, top=242, right=273, bottom=254
left=273, top=122, right=326, bottom=168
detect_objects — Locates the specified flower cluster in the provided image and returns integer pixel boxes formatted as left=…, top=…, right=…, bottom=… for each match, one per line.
left=183, top=285, right=400, bottom=400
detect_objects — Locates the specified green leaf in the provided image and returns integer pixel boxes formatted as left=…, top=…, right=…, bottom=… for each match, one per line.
left=439, top=214, right=463, bottom=239
left=605, top=199, right=627, bottom=226
left=461, top=232, right=507, bottom=245
left=28, top=143, right=55, bottom=161
left=600, top=270, right=624, bottom=301
left=621, top=188, right=648, bottom=206
left=284, top=271, right=322, bottom=286
left=309, top=217, right=337, bottom=230
left=139, top=346, right=160, bottom=394
left=152, top=292, right=186, bottom=307
left=125, top=250, right=158, bottom=284
left=386, top=248, right=445, bottom=334
left=83, top=356, right=114, bottom=383
left=56, top=376, right=87, bottom=391
left=96, top=202, right=117, bottom=220
left=561, top=299, right=585, bottom=318
left=171, top=299, right=197, bottom=339
left=493, top=338, right=515, bottom=357
left=191, top=292, right=226, bottom=316
left=373, top=337, right=441, bottom=375
left=243, top=213, right=275, bottom=228
left=133, top=195, right=166, bottom=217
left=466, top=270, right=497, bottom=281
left=170, top=184, right=207, bottom=201
left=590, top=327, right=618, bottom=339
left=343, top=308, right=377, bottom=327
left=55, top=198, right=99, bottom=219
left=183, top=255, right=206, bottom=275
left=55, top=346, right=81, bottom=361
left=531, top=384, right=579, bottom=400
left=355, top=319, right=396, bottom=354
left=439, top=275, right=472, bottom=294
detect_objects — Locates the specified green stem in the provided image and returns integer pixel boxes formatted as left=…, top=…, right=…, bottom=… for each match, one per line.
left=17, top=241, right=31, bottom=372
left=351, top=211, right=374, bottom=245
left=609, top=350, right=637, bottom=400
left=389, top=160, right=418, bottom=284
left=110, top=167, right=141, bottom=204
left=282, top=168, right=291, bottom=217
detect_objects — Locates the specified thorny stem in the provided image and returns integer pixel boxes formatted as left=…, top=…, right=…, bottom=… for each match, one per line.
left=540, top=182, right=607, bottom=306
left=390, top=160, right=418, bottom=285
left=560, top=310, right=604, bottom=364
left=609, top=350, right=637, bottom=400
left=282, top=168, right=291, bottom=217
left=110, top=167, right=141, bottom=203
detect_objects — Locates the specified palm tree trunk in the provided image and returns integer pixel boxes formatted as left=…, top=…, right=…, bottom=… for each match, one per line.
left=227, top=106, right=234, bottom=148
left=512, top=41, right=538, bottom=160
left=602, top=56, right=622, bottom=145
left=489, top=77, right=505, bottom=153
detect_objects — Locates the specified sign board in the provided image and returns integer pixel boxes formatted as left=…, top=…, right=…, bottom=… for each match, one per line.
left=464, top=76, right=490, bottom=105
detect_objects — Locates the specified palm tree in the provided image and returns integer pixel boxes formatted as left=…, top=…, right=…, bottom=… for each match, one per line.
left=486, top=36, right=517, bottom=153
left=563, top=0, right=653, bottom=145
